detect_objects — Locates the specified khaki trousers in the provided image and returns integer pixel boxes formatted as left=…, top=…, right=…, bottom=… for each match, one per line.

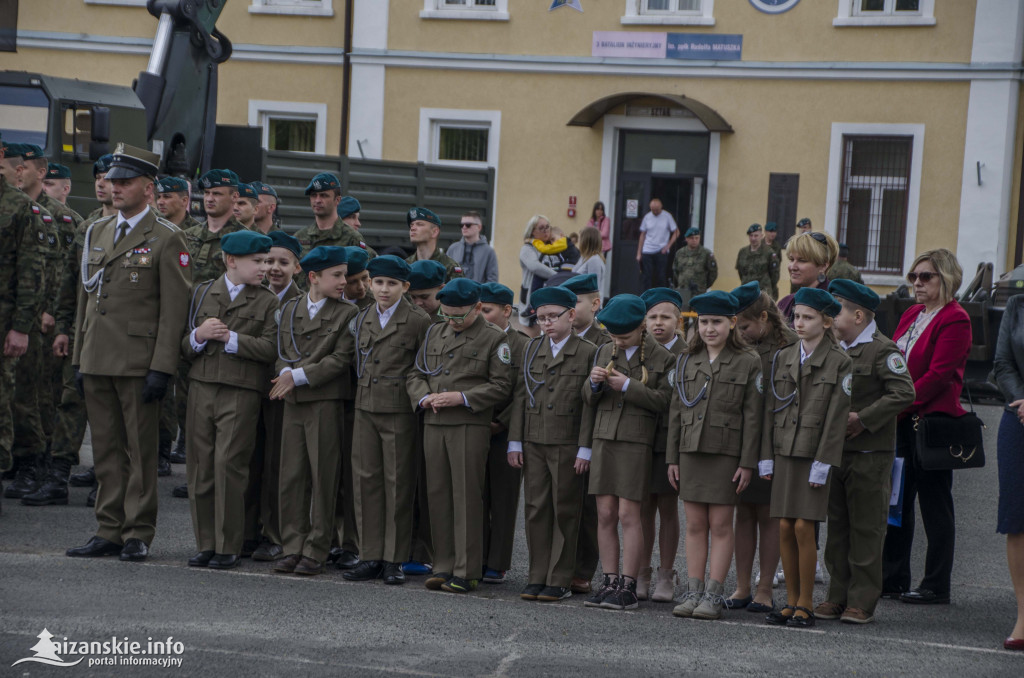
left=332, top=399, right=359, bottom=554
left=409, top=412, right=433, bottom=563
left=482, top=430, right=522, bottom=571
left=524, top=442, right=584, bottom=588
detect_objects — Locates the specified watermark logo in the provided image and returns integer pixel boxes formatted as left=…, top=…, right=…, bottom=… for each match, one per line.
left=11, top=629, right=185, bottom=668
left=12, top=629, right=83, bottom=667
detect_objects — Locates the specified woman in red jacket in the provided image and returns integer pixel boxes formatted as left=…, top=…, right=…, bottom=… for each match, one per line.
left=882, top=248, right=971, bottom=605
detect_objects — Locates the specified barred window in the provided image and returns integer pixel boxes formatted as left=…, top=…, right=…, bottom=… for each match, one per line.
left=837, top=135, right=912, bottom=274
left=643, top=0, right=703, bottom=13
left=854, top=0, right=920, bottom=16
left=436, top=126, right=489, bottom=164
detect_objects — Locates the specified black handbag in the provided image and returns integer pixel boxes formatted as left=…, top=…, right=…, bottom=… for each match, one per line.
left=912, top=383, right=986, bottom=471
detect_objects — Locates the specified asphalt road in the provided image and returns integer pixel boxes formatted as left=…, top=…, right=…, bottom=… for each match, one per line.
left=1, top=404, right=1022, bottom=677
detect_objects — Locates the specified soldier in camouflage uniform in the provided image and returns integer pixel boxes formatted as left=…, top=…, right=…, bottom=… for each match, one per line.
left=250, top=181, right=280, bottom=235
left=764, top=222, right=783, bottom=298
left=405, top=207, right=463, bottom=283
left=735, top=223, right=780, bottom=301
left=829, top=243, right=864, bottom=284
left=293, top=174, right=378, bottom=257
left=185, top=170, right=247, bottom=283
left=671, top=226, right=717, bottom=310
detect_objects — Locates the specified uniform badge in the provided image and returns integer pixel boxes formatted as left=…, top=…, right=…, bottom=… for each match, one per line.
left=65, top=234, right=73, bottom=244
left=47, top=234, right=56, bottom=245
left=454, top=266, right=463, bottom=274
left=62, top=215, right=72, bottom=223
left=129, top=271, right=140, bottom=283
left=359, top=241, right=367, bottom=249
left=842, top=373, right=853, bottom=396
left=756, top=372, right=764, bottom=394
left=178, top=252, right=190, bottom=267
left=37, top=230, right=45, bottom=241
left=138, top=256, right=151, bottom=265
left=667, top=368, right=676, bottom=386
left=498, top=342, right=512, bottom=365
left=274, top=308, right=282, bottom=325
left=348, top=317, right=358, bottom=335
left=886, top=353, right=908, bottom=375
left=31, top=205, right=40, bottom=215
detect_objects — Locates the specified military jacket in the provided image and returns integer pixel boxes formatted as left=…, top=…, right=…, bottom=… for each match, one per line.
left=843, top=330, right=915, bottom=452
left=183, top=218, right=246, bottom=283
left=578, top=322, right=611, bottom=348
left=56, top=210, right=109, bottom=335
left=406, top=314, right=513, bottom=426
left=653, top=335, right=686, bottom=454
left=294, top=218, right=377, bottom=259
left=736, top=245, right=779, bottom=294
left=36, top=193, right=79, bottom=316
left=274, top=296, right=357, bottom=403
left=666, top=344, right=763, bottom=467
left=352, top=297, right=431, bottom=414
left=493, top=325, right=531, bottom=430
left=0, top=175, right=46, bottom=335
left=406, top=247, right=464, bottom=283
left=829, top=260, right=864, bottom=284
left=672, top=246, right=717, bottom=297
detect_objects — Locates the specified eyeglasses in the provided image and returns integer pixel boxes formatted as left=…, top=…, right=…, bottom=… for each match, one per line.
left=906, top=271, right=938, bottom=284
left=439, top=309, right=474, bottom=322
left=537, top=308, right=570, bottom=325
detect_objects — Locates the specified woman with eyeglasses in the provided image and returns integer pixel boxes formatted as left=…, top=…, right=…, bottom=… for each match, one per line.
left=519, top=215, right=561, bottom=333
left=777, top=231, right=840, bottom=329
left=882, top=248, right=971, bottom=606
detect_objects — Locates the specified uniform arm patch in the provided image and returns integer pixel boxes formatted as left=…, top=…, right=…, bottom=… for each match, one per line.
left=886, top=353, right=908, bottom=375
left=498, top=342, right=512, bottom=364
left=841, top=373, right=853, bottom=396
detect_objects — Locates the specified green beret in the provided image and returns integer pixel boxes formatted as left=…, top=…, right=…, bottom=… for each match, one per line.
left=20, top=144, right=44, bottom=161
left=730, top=281, right=761, bottom=313
left=2, top=141, right=24, bottom=156
left=747, top=223, right=762, bottom=235
left=828, top=279, right=879, bottom=312
left=221, top=231, right=272, bottom=256
left=105, top=143, right=159, bottom=180
left=797, top=217, right=811, bottom=227
left=156, top=176, right=189, bottom=193
left=251, top=181, right=277, bottom=198
left=560, top=273, right=599, bottom=295
left=199, top=169, right=238, bottom=189
left=480, top=282, right=514, bottom=306
left=436, top=278, right=481, bottom=307
left=407, top=206, right=441, bottom=228
left=305, top=172, right=340, bottom=195
left=838, top=242, right=850, bottom=257
left=765, top=222, right=778, bottom=232
left=93, top=154, right=114, bottom=177
left=267, top=231, right=301, bottom=259
left=45, top=163, right=71, bottom=179
left=596, top=295, right=646, bottom=335
left=301, top=246, right=348, bottom=273
left=794, top=286, right=841, bottom=318
left=530, top=286, right=576, bottom=311
left=344, top=246, right=369, bottom=276
left=338, top=196, right=361, bottom=219
left=690, top=290, right=739, bottom=317
left=408, top=260, right=446, bottom=291
left=640, top=287, right=683, bottom=311
left=237, top=183, right=258, bottom=200
left=684, top=226, right=700, bottom=238
left=367, top=255, right=410, bottom=282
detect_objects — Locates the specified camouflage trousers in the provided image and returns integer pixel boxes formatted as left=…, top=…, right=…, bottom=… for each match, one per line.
left=0, top=354, right=15, bottom=472
left=48, top=350, right=88, bottom=466
left=11, top=330, right=46, bottom=466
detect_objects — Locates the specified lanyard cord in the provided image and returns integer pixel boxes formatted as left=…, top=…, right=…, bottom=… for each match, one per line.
left=770, top=348, right=797, bottom=413
left=80, top=220, right=105, bottom=304
left=674, top=352, right=710, bottom=408
left=353, top=304, right=374, bottom=379
left=187, top=279, right=217, bottom=333
left=414, top=322, right=444, bottom=376
left=276, top=296, right=302, bottom=364
left=523, top=335, right=546, bottom=408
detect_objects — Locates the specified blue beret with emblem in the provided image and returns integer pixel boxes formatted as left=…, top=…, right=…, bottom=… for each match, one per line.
left=304, top=172, right=340, bottom=195
left=46, top=163, right=71, bottom=179
left=199, top=169, right=238, bottom=189
left=689, top=290, right=739, bottom=317
left=530, top=286, right=577, bottom=311
left=480, top=282, right=515, bottom=307
left=640, top=287, right=683, bottom=311
left=684, top=226, right=700, bottom=238
left=436, top=278, right=482, bottom=306
left=338, top=196, right=361, bottom=219
left=596, top=295, right=647, bottom=335
left=407, top=206, right=441, bottom=228
left=237, top=183, right=258, bottom=200
left=93, top=153, right=115, bottom=177
left=794, top=286, right=842, bottom=318
left=747, top=223, right=762, bottom=235
left=560, top=273, right=599, bottom=295
left=220, top=230, right=272, bottom=256
left=367, top=254, right=411, bottom=282
left=344, top=246, right=369, bottom=276
left=251, top=181, right=278, bottom=198
left=300, top=246, right=348, bottom=273
left=267, top=231, right=301, bottom=259
left=765, top=222, right=778, bottom=232
left=156, top=176, right=189, bottom=193
left=408, top=260, right=446, bottom=291
left=730, top=281, right=761, bottom=313
left=828, top=279, right=879, bottom=312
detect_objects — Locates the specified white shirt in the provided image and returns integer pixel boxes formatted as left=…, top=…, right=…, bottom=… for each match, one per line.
left=189, top=274, right=243, bottom=353
left=377, top=302, right=398, bottom=329
left=276, top=281, right=294, bottom=302
left=113, top=206, right=150, bottom=241
left=664, top=334, right=680, bottom=352
left=280, top=294, right=329, bottom=386
left=549, top=333, right=570, bottom=357
left=639, top=210, right=677, bottom=254
left=840, top=320, right=877, bottom=351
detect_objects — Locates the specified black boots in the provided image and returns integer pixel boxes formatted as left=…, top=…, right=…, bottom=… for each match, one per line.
left=22, top=459, right=71, bottom=506
left=3, top=462, right=39, bottom=499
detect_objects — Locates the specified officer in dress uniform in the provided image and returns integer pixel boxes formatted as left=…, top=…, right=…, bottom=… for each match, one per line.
left=66, top=145, right=192, bottom=561
left=736, top=224, right=780, bottom=301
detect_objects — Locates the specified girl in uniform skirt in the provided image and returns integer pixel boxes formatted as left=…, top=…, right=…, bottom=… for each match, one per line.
left=582, top=295, right=673, bottom=611
left=760, top=287, right=851, bottom=627
left=666, top=291, right=763, bottom=620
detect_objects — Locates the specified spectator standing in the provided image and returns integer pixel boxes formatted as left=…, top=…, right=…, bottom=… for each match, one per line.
left=447, top=211, right=499, bottom=283
left=636, top=199, right=678, bottom=290
left=587, top=201, right=612, bottom=256
left=572, top=227, right=606, bottom=292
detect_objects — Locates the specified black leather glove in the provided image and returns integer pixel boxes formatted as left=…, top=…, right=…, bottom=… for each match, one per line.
left=74, top=368, right=84, bottom=398
left=141, top=370, right=172, bottom=403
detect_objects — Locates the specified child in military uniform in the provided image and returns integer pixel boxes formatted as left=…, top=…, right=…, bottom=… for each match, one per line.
left=562, top=274, right=608, bottom=347
left=182, top=231, right=279, bottom=570
left=761, top=287, right=852, bottom=627
left=667, top=291, right=763, bottom=620
left=583, top=295, right=673, bottom=610
left=344, top=256, right=431, bottom=586
left=270, top=246, right=357, bottom=576
left=637, top=288, right=686, bottom=603
left=408, top=259, right=447, bottom=324
left=815, top=280, right=914, bottom=624
left=478, top=282, right=530, bottom=584
left=343, top=246, right=374, bottom=309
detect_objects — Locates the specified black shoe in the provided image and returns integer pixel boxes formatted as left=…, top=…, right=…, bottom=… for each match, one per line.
left=537, top=586, right=572, bottom=602
left=3, top=463, right=40, bottom=499
left=157, top=457, right=171, bottom=477
left=520, top=583, right=545, bottom=601
left=900, top=588, right=950, bottom=605
left=441, top=576, right=478, bottom=593
left=425, top=572, right=452, bottom=590
left=342, top=560, right=385, bottom=581
left=330, top=548, right=360, bottom=570
left=252, top=541, right=284, bottom=562
left=241, top=540, right=259, bottom=558
left=170, top=431, right=186, bottom=464
left=171, top=484, right=188, bottom=499
left=584, top=574, right=620, bottom=608
left=86, top=486, right=97, bottom=507
left=208, top=554, right=240, bottom=570
left=601, top=575, right=639, bottom=610
left=21, top=460, right=71, bottom=506
left=383, top=562, right=406, bottom=585
left=881, top=590, right=905, bottom=600
left=188, top=550, right=215, bottom=567
left=119, top=538, right=148, bottom=562
left=66, top=536, right=122, bottom=558
left=68, top=466, right=96, bottom=487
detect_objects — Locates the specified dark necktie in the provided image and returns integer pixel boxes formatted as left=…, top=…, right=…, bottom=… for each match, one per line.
left=114, top=222, right=128, bottom=245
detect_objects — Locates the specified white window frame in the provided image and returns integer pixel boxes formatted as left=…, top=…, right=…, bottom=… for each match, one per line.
left=249, top=0, right=334, bottom=17
left=823, top=123, right=925, bottom=287
left=418, top=108, right=500, bottom=170
left=420, top=0, right=509, bottom=21
left=248, top=100, right=328, bottom=155
left=622, top=0, right=715, bottom=26
left=834, top=0, right=935, bottom=27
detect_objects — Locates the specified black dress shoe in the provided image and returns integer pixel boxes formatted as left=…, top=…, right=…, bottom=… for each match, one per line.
left=188, top=551, right=215, bottom=567
left=332, top=549, right=360, bottom=570
left=119, top=538, right=148, bottom=561
left=208, top=554, right=240, bottom=570
left=157, top=458, right=171, bottom=477
left=66, top=536, right=122, bottom=558
left=69, top=466, right=96, bottom=487
left=383, top=562, right=406, bottom=585
left=343, top=560, right=385, bottom=581
left=241, top=540, right=259, bottom=558
left=171, top=484, right=188, bottom=499
left=900, top=588, right=950, bottom=605
left=252, top=542, right=284, bottom=562
left=520, top=583, right=545, bottom=601
left=86, top=487, right=97, bottom=507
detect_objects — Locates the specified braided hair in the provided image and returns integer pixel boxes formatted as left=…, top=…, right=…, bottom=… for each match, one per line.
left=606, top=327, right=649, bottom=385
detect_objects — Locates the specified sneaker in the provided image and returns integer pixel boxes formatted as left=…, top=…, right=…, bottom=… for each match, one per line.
left=441, top=576, right=478, bottom=593
left=601, top=575, right=638, bottom=610
left=840, top=607, right=874, bottom=624
left=401, top=561, right=433, bottom=576
left=814, top=601, right=845, bottom=620
left=425, top=573, right=451, bottom=590
left=692, top=579, right=726, bottom=620
left=815, top=560, right=825, bottom=583
left=537, top=586, right=572, bottom=602
left=520, top=583, right=544, bottom=601
left=584, top=574, right=619, bottom=608
left=482, top=568, right=505, bottom=584
left=672, top=578, right=705, bottom=618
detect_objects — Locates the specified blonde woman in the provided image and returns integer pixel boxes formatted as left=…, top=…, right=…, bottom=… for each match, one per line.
left=573, top=227, right=606, bottom=291
left=519, top=215, right=558, bottom=328
left=778, top=232, right=839, bottom=328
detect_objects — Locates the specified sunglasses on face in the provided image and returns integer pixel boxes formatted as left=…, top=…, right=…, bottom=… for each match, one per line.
left=907, top=271, right=938, bottom=284
left=537, top=308, right=570, bottom=325
left=439, top=309, right=474, bottom=322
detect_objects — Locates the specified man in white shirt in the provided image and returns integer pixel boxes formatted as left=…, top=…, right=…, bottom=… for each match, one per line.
left=635, top=198, right=678, bottom=291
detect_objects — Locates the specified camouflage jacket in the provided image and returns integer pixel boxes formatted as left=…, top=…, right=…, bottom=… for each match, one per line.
left=294, top=218, right=377, bottom=259
left=672, top=246, right=717, bottom=296
left=0, top=176, right=47, bottom=335
left=406, top=247, right=464, bottom=284
left=735, top=245, right=779, bottom=294
left=184, top=217, right=246, bottom=283
left=829, top=259, right=864, bottom=284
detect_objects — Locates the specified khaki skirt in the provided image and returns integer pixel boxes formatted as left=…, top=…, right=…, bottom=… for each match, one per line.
left=678, top=452, right=742, bottom=505
left=590, top=439, right=651, bottom=502
left=649, top=451, right=675, bottom=496
left=769, top=455, right=831, bottom=521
